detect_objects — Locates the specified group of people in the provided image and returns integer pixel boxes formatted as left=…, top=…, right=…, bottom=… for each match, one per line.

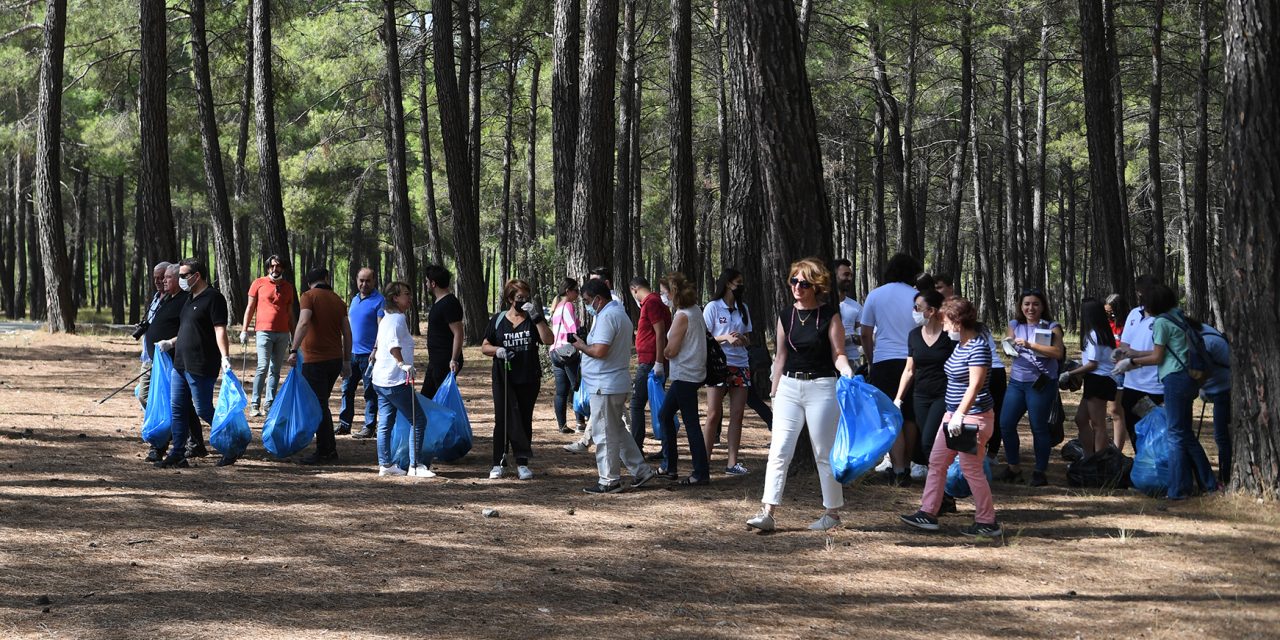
left=133, top=249, right=1232, bottom=536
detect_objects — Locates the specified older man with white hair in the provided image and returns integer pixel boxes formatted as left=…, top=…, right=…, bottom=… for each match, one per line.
left=135, top=261, right=171, bottom=409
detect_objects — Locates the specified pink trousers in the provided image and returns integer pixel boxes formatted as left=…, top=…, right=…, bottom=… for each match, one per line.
left=919, top=410, right=997, bottom=524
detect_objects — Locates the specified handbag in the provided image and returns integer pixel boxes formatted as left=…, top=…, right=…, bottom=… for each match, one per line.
left=944, top=423, right=981, bottom=455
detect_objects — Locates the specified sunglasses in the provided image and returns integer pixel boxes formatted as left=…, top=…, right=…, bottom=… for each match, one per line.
left=1020, top=288, right=1043, bottom=297
left=788, top=277, right=813, bottom=290
left=178, top=272, right=196, bottom=280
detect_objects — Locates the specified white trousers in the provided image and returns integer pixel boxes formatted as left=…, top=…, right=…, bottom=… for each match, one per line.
left=761, top=376, right=845, bottom=509
left=590, top=391, right=651, bottom=485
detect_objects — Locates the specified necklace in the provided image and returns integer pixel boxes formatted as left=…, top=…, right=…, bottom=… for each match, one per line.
left=797, top=308, right=815, bottom=326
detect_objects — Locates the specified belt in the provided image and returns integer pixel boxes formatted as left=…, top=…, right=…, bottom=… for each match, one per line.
left=783, top=371, right=835, bottom=381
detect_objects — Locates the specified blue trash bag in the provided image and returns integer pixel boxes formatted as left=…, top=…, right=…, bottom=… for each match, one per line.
left=831, top=375, right=903, bottom=484
left=945, top=456, right=994, bottom=499
left=573, top=383, right=591, bottom=417
left=209, top=369, right=252, bottom=459
left=261, top=360, right=322, bottom=458
left=1130, top=406, right=1171, bottom=494
left=140, top=347, right=175, bottom=449
left=389, top=391, right=459, bottom=469
left=648, top=371, right=667, bottom=440
left=429, top=372, right=473, bottom=462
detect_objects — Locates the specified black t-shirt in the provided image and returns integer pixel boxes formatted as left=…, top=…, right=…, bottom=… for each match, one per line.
left=427, top=293, right=464, bottom=358
left=174, top=286, right=228, bottom=377
left=484, top=312, right=541, bottom=385
left=780, top=304, right=839, bottom=378
left=907, top=326, right=956, bottom=397
left=144, top=292, right=188, bottom=347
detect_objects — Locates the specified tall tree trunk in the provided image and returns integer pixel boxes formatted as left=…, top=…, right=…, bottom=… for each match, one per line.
left=667, top=0, right=696, bottom=283
left=1032, top=12, right=1050, bottom=290
left=432, top=0, right=485, bottom=341
left=1104, top=0, right=1133, bottom=272
left=722, top=0, right=765, bottom=336
left=869, top=21, right=917, bottom=258
left=941, top=4, right=972, bottom=280
left=1002, top=44, right=1021, bottom=316
left=418, top=14, right=444, bottom=268
left=191, top=0, right=245, bottom=317
left=467, top=0, right=481, bottom=223
left=1078, top=0, right=1134, bottom=304
left=1147, top=0, right=1167, bottom=283
left=630, top=56, right=644, bottom=283
left=713, top=0, right=730, bottom=277
left=381, top=0, right=419, bottom=332
left=138, top=0, right=177, bottom=268
left=903, top=8, right=921, bottom=258
left=972, top=87, right=998, bottom=322
left=33, top=0, right=75, bottom=332
left=552, top=0, right=581, bottom=252
left=524, top=54, right=541, bottom=277
left=346, top=164, right=374, bottom=292
left=567, top=0, right=621, bottom=282
left=15, top=157, right=27, bottom=320
left=500, top=54, right=518, bottom=284
left=872, top=100, right=887, bottom=282
left=1188, top=0, right=1211, bottom=318
left=1221, top=0, right=1280, bottom=496
left=234, top=0, right=254, bottom=201
left=112, top=176, right=126, bottom=323
left=1, top=161, right=15, bottom=317
left=70, top=166, right=87, bottom=306
left=252, top=0, right=290, bottom=266
left=613, top=0, right=636, bottom=305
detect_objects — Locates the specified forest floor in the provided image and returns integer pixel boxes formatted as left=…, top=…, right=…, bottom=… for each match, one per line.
left=0, top=330, right=1277, bottom=639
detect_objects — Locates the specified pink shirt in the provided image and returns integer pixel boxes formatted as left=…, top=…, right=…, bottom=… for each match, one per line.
left=551, top=302, right=579, bottom=349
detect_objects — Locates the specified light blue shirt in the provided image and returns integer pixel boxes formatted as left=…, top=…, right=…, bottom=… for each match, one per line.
left=1200, top=326, right=1230, bottom=395
left=581, top=300, right=634, bottom=395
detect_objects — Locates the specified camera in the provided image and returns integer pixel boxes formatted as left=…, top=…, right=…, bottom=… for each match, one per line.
left=132, top=321, right=150, bottom=339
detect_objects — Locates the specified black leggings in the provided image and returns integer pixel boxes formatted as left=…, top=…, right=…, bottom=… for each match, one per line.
left=912, top=392, right=948, bottom=465
left=985, top=367, right=1008, bottom=458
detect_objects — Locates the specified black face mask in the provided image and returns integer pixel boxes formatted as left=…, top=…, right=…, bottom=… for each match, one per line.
left=733, top=284, right=745, bottom=298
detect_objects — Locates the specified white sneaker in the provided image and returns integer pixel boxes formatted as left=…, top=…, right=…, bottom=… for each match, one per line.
left=910, top=462, right=928, bottom=480
left=516, top=465, right=534, bottom=480
left=875, top=453, right=893, bottom=473
left=379, top=465, right=406, bottom=477
left=489, top=465, right=504, bottom=479
left=408, top=464, right=436, bottom=478
left=563, top=440, right=591, bottom=454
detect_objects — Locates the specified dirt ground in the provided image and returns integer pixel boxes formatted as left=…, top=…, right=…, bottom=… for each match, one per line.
left=1, top=330, right=1277, bottom=639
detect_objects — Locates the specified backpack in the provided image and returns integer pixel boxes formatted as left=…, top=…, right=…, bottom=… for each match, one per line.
left=702, top=331, right=730, bottom=386
left=1157, top=312, right=1217, bottom=382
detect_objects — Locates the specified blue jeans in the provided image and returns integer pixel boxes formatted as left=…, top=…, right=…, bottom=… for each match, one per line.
left=252, top=330, right=290, bottom=407
left=1205, top=390, right=1232, bottom=484
left=629, top=362, right=655, bottom=448
left=375, top=383, right=424, bottom=468
left=339, top=353, right=377, bottom=428
left=999, top=378, right=1058, bottom=472
left=552, top=356, right=586, bottom=428
left=659, top=379, right=710, bottom=479
left=167, top=368, right=215, bottom=458
left=1163, top=370, right=1218, bottom=499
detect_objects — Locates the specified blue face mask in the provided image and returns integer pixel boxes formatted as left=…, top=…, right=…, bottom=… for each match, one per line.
left=586, top=301, right=598, bottom=318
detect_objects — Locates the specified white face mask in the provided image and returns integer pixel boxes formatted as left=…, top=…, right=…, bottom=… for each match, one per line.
left=179, top=276, right=193, bottom=292
left=912, top=310, right=926, bottom=326
left=660, top=292, right=671, bottom=307
left=947, top=330, right=962, bottom=342
left=268, top=271, right=282, bottom=282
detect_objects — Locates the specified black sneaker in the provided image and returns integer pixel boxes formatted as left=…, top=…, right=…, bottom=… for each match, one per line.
left=583, top=481, right=625, bottom=495
left=155, top=455, right=189, bottom=469
left=995, top=466, right=1023, bottom=483
left=144, top=446, right=161, bottom=463
left=352, top=426, right=375, bottom=439
left=300, top=451, right=339, bottom=465
left=215, top=456, right=238, bottom=467
left=939, top=494, right=958, bottom=515
left=334, top=423, right=352, bottom=436
left=960, top=522, right=1004, bottom=538
left=558, top=424, right=574, bottom=434
left=186, top=441, right=209, bottom=458
left=631, top=470, right=656, bottom=489
left=1030, top=471, right=1048, bottom=487
left=900, top=510, right=940, bottom=531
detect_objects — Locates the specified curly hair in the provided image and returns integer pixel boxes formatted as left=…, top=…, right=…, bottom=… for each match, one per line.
left=789, top=257, right=831, bottom=298
left=940, top=296, right=980, bottom=330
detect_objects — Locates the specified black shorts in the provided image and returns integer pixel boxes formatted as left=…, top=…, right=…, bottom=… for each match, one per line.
left=869, top=358, right=915, bottom=422
left=1082, top=373, right=1118, bottom=401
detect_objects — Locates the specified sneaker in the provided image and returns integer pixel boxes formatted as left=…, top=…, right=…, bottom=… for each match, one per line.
left=583, top=481, right=624, bottom=494
left=874, top=453, right=893, bottom=473
left=1030, top=470, right=1048, bottom=487
left=576, top=420, right=588, bottom=434
left=186, top=441, right=209, bottom=458
left=250, top=404, right=262, bottom=418
left=960, top=521, right=1004, bottom=538
left=900, top=510, right=940, bottom=531
left=408, top=464, right=436, bottom=478
left=558, top=424, right=574, bottom=434
left=808, top=513, right=841, bottom=531
left=215, top=455, right=237, bottom=467
left=746, top=510, right=776, bottom=531
left=892, top=470, right=912, bottom=488
left=352, top=426, right=375, bottom=439
left=334, top=423, right=352, bottom=436
left=910, top=462, right=928, bottom=480
left=995, top=466, right=1023, bottom=483
left=144, top=446, right=161, bottom=463
left=939, top=494, right=958, bottom=515
left=489, top=465, right=504, bottom=480
left=155, top=455, right=189, bottom=469
left=378, top=465, right=407, bottom=477
left=300, top=451, right=338, bottom=465
left=631, top=469, right=656, bottom=488
left=724, top=463, right=750, bottom=476
left=563, top=440, right=591, bottom=454
left=516, top=465, right=534, bottom=480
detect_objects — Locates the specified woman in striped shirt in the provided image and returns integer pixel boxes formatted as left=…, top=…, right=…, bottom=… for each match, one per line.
left=900, top=297, right=1002, bottom=538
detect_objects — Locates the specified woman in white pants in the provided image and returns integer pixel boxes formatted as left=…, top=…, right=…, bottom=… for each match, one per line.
left=747, top=258, right=855, bottom=532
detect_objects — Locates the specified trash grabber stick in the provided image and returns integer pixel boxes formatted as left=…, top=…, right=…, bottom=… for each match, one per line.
left=98, top=369, right=148, bottom=404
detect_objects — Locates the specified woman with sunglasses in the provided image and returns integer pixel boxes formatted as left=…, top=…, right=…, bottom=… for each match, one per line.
left=747, top=258, right=854, bottom=532
left=482, top=279, right=555, bottom=480
left=997, top=288, right=1065, bottom=486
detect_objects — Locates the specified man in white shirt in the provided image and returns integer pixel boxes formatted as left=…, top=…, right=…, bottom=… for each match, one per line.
left=859, top=253, right=922, bottom=486
left=569, top=279, right=656, bottom=493
left=1115, top=275, right=1164, bottom=450
left=832, top=259, right=863, bottom=362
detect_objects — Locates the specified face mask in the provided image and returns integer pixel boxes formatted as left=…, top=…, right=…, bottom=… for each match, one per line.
left=179, top=277, right=192, bottom=292
left=268, top=271, right=282, bottom=282
left=733, top=285, right=745, bottom=298
left=660, top=292, right=671, bottom=307
left=585, top=301, right=599, bottom=318
left=912, top=311, right=926, bottom=326
left=947, top=330, right=962, bottom=342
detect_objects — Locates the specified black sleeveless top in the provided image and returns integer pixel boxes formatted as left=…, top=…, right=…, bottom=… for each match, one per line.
left=780, top=304, right=839, bottom=378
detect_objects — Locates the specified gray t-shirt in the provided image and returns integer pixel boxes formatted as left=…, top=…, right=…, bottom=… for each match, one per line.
left=581, top=301, right=634, bottom=394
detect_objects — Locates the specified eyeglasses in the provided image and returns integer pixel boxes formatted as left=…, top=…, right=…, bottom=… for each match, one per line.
left=1020, top=287, right=1043, bottom=297
left=178, top=272, right=195, bottom=280
left=788, top=277, right=813, bottom=290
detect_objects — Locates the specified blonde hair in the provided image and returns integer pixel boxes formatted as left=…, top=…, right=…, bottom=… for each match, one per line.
left=382, top=281, right=411, bottom=313
left=659, top=272, right=697, bottom=308
left=788, top=257, right=831, bottom=298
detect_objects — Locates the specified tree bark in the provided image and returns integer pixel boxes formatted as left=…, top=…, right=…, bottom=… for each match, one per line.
left=524, top=54, right=541, bottom=271
left=1222, top=0, right=1280, bottom=497
left=567, top=0, right=621, bottom=282
left=552, top=0, right=581, bottom=252
left=234, top=0, right=254, bottom=201
left=417, top=14, right=444, bottom=268
left=191, top=0, right=245, bottom=317
left=613, top=0, right=636, bottom=303
left=869, top=21, right=917, bottom=258
left=138, top=0, right=177, bottom=269
left=1032, top=12, right=1050, bottom=290
left=33, top=0, right=75, bottom=332
left=941, top=5, right=972, bottom=280
left=252, top=0, right=290, bottom=265
left=1188, top=0, right=1211, bottom=319
left=381, top=0, right=419, bottom=332
left=667, top=0, right=696, bottom=284
left=1001, top=44, right=1021, bottom=316
left=1147, top=0, right=1167, bottom=283
left=467, top=0, right=481, bottom=223
left=500, top=54, right=518, bottom=284
left=1078, top=0, right=1134, bottom=304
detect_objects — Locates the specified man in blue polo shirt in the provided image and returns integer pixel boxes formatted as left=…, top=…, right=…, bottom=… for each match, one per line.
left=339, top=267, right=384, bottom=438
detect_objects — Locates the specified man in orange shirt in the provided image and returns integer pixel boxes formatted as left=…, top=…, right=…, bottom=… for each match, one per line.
left=239, top=255, right=296, bottom=416
left=287, top=268, right=352, bottom=464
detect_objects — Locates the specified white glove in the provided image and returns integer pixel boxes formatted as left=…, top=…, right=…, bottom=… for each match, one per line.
left=1059, top=372, right=1072, bottom=386
left=495, top=347, right=509, bottom=360
left=653, top=363, right=665, bottom=378
left=1001, top=337, right=1019, bottom=358
left=837, top=362, right=855, bottom=378
left=1114, top=358, right=1137, bottom=374
left=158, top=338, right=175, bottom=353
left=893, top=398, right=903, bottom=410
left=238, top=330, right=248, bottom=344
left=947, top=413, right=965, bottom=437
left=521, top=302, right=543, bottom=324
left=1111, top=348, right=1127, bottom=363
left=221, top=356, right=232, bottom=373
left=398, top=362, right=417, bottom=379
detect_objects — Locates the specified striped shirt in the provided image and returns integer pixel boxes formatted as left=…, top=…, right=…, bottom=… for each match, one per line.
left=944, top=333, right=994, bottom=414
